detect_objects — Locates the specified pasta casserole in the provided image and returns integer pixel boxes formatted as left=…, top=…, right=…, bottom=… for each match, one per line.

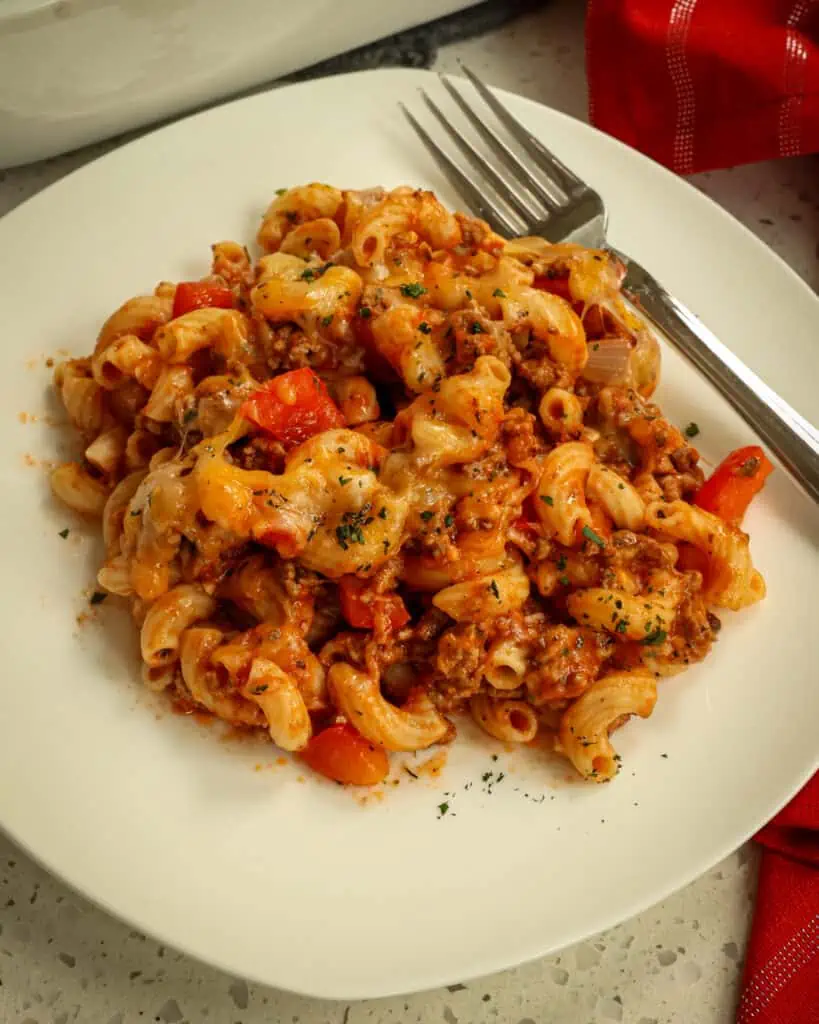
left=51, top=184, right=772, bottom=786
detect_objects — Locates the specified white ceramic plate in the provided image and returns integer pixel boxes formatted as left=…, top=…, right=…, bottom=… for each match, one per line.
left=0, top=69, right=817, bottom=1000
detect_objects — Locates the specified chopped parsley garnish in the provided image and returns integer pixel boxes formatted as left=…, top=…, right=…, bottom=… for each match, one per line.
left=301, top=268, right=316, bottom=281
left=559, top=575, right=570, bottom=586
left=557, top=555, right=567, bottom=570
left=321, top=314, right=334, bottom=327
left=540, top=495, right=554, bottom=507
left=89, top=591, right=107, bottom=606
left=614, top=620, right=628, bottom=634
left=642, top=629, right=667, bottom=646
left=378, top=507, right=388, bottom=519
left=338, top=475, right=352, bottom=486
left=684, top=422, right=700, bottom=438
left=335, top=523, right=365, bottom=550
left=492, top=288, right=506, bottom=298
left=469, top=321, right=486, bottom=334
left=444, top=514, right=454, bottom=528
left=359, top=306, right=372, bottom=319
left=489, top=580, right=501, bottom=601
left=58, top=528, right=69, bottom=539
left=418, top=321, right=432, bottom=334
left=335, top=508, right=372, bottom=550
left=275, top=187, right=288, bottom=196
left=420, top=510, right=434, bottom=522
left=582, top=524, right=606, bottom=548
left=400, top=282, right=427, bottom=299
left=437, top=802, right=450, bottom=817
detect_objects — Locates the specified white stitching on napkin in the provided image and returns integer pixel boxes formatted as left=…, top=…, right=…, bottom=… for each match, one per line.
left=779, top=0, right=814, bottom=158
left=736, top=913, right=819, bottom=1022
left=666, top=0, right=699, bottom=174
left=587, top=0, right=598, bottom=123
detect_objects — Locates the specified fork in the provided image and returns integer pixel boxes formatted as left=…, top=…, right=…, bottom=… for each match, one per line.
left=401, top=66, right=819, bottom=504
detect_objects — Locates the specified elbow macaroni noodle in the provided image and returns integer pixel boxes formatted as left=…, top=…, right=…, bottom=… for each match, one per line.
left=51, top=185, right=768, bottom=786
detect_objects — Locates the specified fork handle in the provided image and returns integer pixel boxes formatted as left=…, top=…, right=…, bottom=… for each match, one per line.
left=612, top=250, right=819, bottom=505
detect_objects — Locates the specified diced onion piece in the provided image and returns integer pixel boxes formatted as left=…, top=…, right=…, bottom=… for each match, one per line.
left=581, top=337, right=633, bottom=385
left=630, top=327, right=661, bottom=398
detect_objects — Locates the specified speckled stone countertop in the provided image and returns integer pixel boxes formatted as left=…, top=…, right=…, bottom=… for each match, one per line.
left=1, top=3, right=817, bottom=1023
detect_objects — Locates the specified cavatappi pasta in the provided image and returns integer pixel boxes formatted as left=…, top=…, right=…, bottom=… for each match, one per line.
left=52, top=185, right=772, bottom=786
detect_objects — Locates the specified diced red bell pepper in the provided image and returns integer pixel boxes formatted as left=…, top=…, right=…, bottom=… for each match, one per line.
left=302, top=723, right=389, bottom=786
left=694, top=445, right=773, bottom=525
left=533, top=274, right=572, bottom=302
left=172, top=281, right=235, bottom=318
left=241, top=368, right=345, bottom=448
left=338, top=576, right=410, bottom=631
left=676, top=542, right=710, bottom=579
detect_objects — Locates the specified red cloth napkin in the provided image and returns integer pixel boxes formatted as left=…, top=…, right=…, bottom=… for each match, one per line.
left=736, top=773, right=819, bottom=1024
left=586, top=0, right=819, bottom=173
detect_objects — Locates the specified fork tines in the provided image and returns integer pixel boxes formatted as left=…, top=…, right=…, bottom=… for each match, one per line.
left=401, top=64, right=583, bottom=237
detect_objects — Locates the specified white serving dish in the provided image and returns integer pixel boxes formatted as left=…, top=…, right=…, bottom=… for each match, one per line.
left=0, top=0, right=479, bottom=168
